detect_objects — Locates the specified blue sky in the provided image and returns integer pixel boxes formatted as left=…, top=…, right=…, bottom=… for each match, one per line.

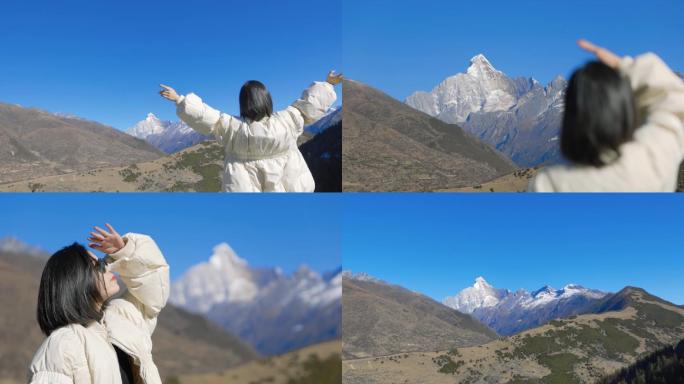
left=343, top=0, right=684, bottom=101
left=0, top=194, right=341, bottom=280
left=0, top=0, right=341, bottom=130
left=343, top=194, right=684, bottom=305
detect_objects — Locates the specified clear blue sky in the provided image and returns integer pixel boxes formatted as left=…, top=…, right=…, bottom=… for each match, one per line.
left=343, top=194, right=684, bottom=305
left=1, top=194, right=341, bottom=280
left=343, top=0, right=684, bottom=101
left=0, top=0, right=341, bottom=130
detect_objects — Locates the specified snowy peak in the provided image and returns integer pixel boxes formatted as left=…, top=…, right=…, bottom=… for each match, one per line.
left=466, top=54, right=498, bottom=77
left=126, top=113, right=210, bottom=153
left=126, top=113, right=168, bottom=139
left=473, top=276, right=493, bottom=289
left=443, top=276, right=506, bottom=313
left=209, top=243, right=250, bottom=271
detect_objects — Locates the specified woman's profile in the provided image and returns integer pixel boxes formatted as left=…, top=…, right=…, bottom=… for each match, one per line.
left=28, top=224, right=169, bottom=384
left=159, top=71, right=343, bottom=192
left=530, top=39, right=684, bottom=191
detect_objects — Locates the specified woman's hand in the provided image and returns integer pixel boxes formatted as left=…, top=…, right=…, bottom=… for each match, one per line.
left=326, top=70, right=344, bottom=85
left=578, top=39, right=621, bottom=69
left=159, top=84, right=180, bottom=102
left=88, top=223, right=126, bottom=254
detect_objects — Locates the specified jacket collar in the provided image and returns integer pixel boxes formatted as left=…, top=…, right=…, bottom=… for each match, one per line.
left=86, top=319, right=110, bottom=341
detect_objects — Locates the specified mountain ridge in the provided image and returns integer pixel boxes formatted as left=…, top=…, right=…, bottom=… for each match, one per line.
left=444, top=276, right=608, bottom=335
left=170, top=243, right=341, bottom=355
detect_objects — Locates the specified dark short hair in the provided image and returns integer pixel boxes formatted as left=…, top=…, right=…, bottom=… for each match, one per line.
left=239, top=80, right=273, bottom=122
left=561, top=61, right=637, bottom=167
left=37, top=243, right=107, bottom=336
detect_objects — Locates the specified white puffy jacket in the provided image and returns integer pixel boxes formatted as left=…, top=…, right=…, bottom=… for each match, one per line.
left=530, top=53, right=684, bottom=192
left=176, top=81, right=337, bottom=192
left=28, top=233, right=170, bottom=384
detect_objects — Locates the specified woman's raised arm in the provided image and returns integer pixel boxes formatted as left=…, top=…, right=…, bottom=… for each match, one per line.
left=88, top=224, right=170, bottom=318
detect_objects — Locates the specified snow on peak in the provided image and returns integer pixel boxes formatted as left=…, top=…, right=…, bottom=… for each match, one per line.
left=466, top=54, right=498, bottom=77
left=126, top=113, right=210, bottom=153
left=209, top=243, right=248, bottom=269
left=443, top=276, right=505, bottom=313
left=474, top=276, right=492, bottom=289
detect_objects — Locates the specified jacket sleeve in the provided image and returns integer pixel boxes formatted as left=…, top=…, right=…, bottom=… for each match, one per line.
left=28, top=329, right=90, bottom=384
left=107, top=233, right=170, bottom=319
left=618, top=52, right=684, bottom=173
left=176, top=93, right=238, bottom=143
left=291, top=81, right=337, bottom=127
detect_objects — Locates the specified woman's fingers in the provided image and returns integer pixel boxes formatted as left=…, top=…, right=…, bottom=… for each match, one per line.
left=105, top=223, right=118, bottom=236
left=577, top=39, right=620, bottom=68
left=93, top=226, right=111, bottom=238
left=578, top=39, right=600, bottom=54
left=89, top=231, right=105, bottom=240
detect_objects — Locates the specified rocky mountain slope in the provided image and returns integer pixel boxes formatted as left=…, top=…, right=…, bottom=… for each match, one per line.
left=342, top=272, right=497, bottom=360
left=178, top=339, right=341, bottom=384
left=443, top=277, right=608, bottom=335
left=406, top=54, right=566, bottom=166
left=0, top=238, right=257, bottom=383
left=599, top=338, right=684, bottom=384
left=0, top=102, right=163, bottom=184
left=171, top=243, right=341, bottom=355
left=343, top=79, right=515, bottom=191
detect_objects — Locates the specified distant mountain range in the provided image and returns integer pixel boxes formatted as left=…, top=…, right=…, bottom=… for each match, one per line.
left=171, top=243, right=341, bottom=355
left=0, top=102, right=163, bottom=184
left=127, top=107, right=341, bottom=154
left=406, top=54, right=566, bottom=167
left=0, top=238, right=257, bottom=383
left=343, top=79, right=514, bottom=191
left=443, top=276, right=608, bottom=335
left=126, top=113, right=210, bottom=154
left=342, top=272, right=497, bottom=360
left=343, top=273, right=684, bottom=384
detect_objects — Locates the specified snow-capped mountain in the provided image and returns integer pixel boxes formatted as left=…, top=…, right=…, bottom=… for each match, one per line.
left=406, top=54, right=567, bottom=166
left=341, top=270, right=385, bottom=284
left=305, top=106, right=341, bottom=135
left=126, top=113, right=210, bottom=154
left=0, top=237, right=47, bottom=258
left=443, top=277, right=608, bottom=335
left=170, top=243, right=341, bottom=355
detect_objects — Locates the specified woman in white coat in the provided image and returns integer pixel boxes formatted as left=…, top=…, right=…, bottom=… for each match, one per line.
left=159, top=71, right=343, bottom=192
left=529, top=39, right=684, bottom=192
left=28, top=224, right=169, bottom=384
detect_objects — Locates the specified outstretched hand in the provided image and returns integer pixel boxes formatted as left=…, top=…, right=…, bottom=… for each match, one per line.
left=326, top=70, right=344, bottom=85
left=88, top=223, right=126, bottom=254
left=578, top=39, right=621, bottom=69
left=159, top=84, right=180, bottom=102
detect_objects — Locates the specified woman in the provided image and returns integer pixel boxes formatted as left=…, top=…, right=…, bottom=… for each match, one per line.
left=530, top=39, right=684, bottom=191
left=159, top=71, right=343, bottom=192
left=28, top=224, right=169, bottom=384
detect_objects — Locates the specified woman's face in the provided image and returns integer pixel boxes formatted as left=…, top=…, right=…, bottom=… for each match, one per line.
left=89, top=251, right=120, bottom=299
